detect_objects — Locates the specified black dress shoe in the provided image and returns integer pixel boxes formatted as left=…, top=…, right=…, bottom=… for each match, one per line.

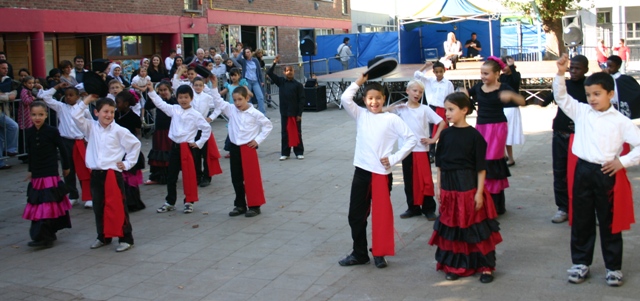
left=199, top=178, right=211, bottom=188
left=228, top=206, right=247, bottom=217
left=28, top=240, right=53, bottom=248
left=424, top=212, right=438, bottom=221
left=338, top=254, right=370, bottom=266
left=446, top=273, right=459, bottom=281
left=373, top=256, right=388, bottom=268
left=480, top=273, right=494, bottom=283
left=399, top=210, right=421, bottom=219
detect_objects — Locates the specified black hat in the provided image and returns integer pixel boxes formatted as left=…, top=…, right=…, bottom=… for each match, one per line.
left=364, top=57, right=398, bottom=80
left=195, top=65, right=212, bottom=78
left=91, top=59, right=111, bottom=73
left=83, top=72, right=108, bottom=97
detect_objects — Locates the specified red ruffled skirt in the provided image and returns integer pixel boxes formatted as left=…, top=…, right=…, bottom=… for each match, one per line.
left=428, top=169, right=502, bottom=277
left=22, top=176, right=71, bottom=221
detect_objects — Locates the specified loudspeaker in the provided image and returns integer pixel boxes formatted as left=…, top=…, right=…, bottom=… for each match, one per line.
left=562, top=15, right=583, bottom=47
left=299, top=29, right=317, bottom=56
left=304, top=85, right=326, bottom=112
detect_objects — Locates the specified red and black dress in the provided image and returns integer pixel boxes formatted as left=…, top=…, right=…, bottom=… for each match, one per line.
left=429, top=126, right=503, bottom=277
left=145, top=95, right=177, bottom=184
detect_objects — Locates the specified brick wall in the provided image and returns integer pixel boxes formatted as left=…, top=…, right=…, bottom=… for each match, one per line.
left=211, top=0, right=349, bottom=20
left=277, top=27, right=301, bottom=64
left=0, top=0, right=191, bottom=15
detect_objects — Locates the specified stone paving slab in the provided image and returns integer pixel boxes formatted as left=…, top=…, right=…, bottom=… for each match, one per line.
left=1, top=102, right=640, bottom=300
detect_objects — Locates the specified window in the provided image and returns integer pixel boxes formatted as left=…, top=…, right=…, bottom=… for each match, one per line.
left=597, top=11, right=611, bottom=24
left=342, top=0, right=349, bottom=15
left=228, top=25, right=241, bottom=50
left=259, top=26, right=277, bottom=57
left=184, top=0, right=198, bottom=11
left=106, top=35, right=155, bottom=58
left=627, top=22, right=640, bottom=39
left=315, top=29, right=334, bottom=36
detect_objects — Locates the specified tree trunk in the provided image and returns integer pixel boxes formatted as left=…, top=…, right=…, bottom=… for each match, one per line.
left=542, top=19, right=565, bottom=60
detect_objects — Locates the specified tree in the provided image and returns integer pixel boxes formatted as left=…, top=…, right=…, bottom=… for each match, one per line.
left=502, top=0, right=590, bottom=60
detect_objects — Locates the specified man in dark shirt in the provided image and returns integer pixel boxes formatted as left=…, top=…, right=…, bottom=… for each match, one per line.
left=266, top=54, right=305, bottom=161
left=0, top=52, right=14, bottom=79
left=541, top=55, right=589, bottom=224
left=464, top=33, right=482, bottom=58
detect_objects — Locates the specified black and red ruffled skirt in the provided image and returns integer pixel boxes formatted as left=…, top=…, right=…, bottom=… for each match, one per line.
left=148, top=129, right=171, bottom=167
left=428, top=169, right=502, bottom=277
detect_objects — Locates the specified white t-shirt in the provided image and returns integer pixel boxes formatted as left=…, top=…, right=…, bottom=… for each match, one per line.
left=389, top=104, right=443, bottom=152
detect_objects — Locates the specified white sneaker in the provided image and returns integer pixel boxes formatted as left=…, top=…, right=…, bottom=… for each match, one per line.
left=84, top=200, right=93, bottom=209
left=567, top=264, right=589, bottom=284
left=296, top=155, right=305, bottom=160
left=69, top=199, right=78, bottom=206
left=279, top=156, right=289, bottom=161
left=606, top=269, right=623, bottom=287
left=551, top=210, right=568, bottom=223
left=115, top=242, right=133, bottom=252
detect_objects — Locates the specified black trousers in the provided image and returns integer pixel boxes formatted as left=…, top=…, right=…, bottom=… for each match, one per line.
left=61, top=138, right=80, bottom=199
left=401, top=154, right=436, bottom=214
left=348, top=167, right=392, bottom=260
left=280, top=115, right=304, bottom=157
left=571, top=159, right=622, bottom=270
left=552, top=131, right=570, bottom=213
left=91, top=170, right=133, bottom=244
left=166, top=143, right=199, bottom=205
left=192, top=130, right=210, bottom=181
left=228, top=142, right=260, bottom=209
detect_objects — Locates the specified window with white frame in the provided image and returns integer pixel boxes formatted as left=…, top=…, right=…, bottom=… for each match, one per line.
left=597, top=11, right=611, bottom=24
left=315, top=29, right=334, bottom=36
left=184, top=0, right=198, bottom=11
left=342, top=0, right=349, bottom=15
left=259, top=26, right=277, bottom=57
left=627, top=22, right=640, bottom=40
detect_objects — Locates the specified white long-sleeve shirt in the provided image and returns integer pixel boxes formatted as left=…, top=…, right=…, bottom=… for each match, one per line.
left=39, top=88, right=91, bottom=140
left=147, top=91, right=211, bottom=149
left=172, top=74, right=192, bottom=92
left=553, top=75, right=640, bottom=167
left=208, top=88, right=272, bottom=145
left=389, top=104, right=443, bottom=152
left=341, top=83, right=417, bottom=174
left=192, top=91, right=220, bottom=120
left=414, top=71, right=455, bottom=108
left=71, top=102, right=141, bottom=171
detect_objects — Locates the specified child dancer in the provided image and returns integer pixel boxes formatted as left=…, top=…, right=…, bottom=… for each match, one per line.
left=144, top=81, right=177, bottom=185
left=466, top=57, right=525, bottom=215
left=337, top=73, right=417, bottom=269
left=267, top=55, right=305, bottom=161
left=17, top=76, right=37, bottom=161
left=39, top=84, right=93, bottom=208
left=22, top=101, right=72, bottom=248
left=191, top=77, right=222, bottom=187
left=147, top=83, right=211, bottom=214
left=72, top=95, right=141, bottom=252
left=554, top=54, right=640, bottom=287
left=171, top=65, right=196, bottom=92
left=541, top=55, right=589, bottom=224
left=429, top=92, right=502, bottom=283
left=208, top=76, right=272, bottom=218
left=220, top=68, right=251, bottom=158
left=386, top=80, right=445, bottom=220
left=500, top=56, right=524, bottom=166
left=115, top=91, right=146, bottom=212
left=414, top=61, right=454, bottom=161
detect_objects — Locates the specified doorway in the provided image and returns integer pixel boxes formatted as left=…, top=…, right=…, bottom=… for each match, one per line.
left=241, top=26, right=257, bottom=51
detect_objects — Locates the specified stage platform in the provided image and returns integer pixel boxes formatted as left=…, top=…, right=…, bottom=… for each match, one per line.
left=316, top=60, right=601, bottom=108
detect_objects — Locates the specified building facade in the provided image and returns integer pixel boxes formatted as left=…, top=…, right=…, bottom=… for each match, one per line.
left=0, top=0, right=351, bottom=78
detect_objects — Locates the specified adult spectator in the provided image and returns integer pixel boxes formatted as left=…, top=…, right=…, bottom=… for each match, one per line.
left=443, top=32, right=462, bottom=70
left=106, top=64, right=130, bottom=87
left=613, top=39, right=630, bottom=74
left=0, top=52, right=14, bottom=79
left=70, top=55, right=88, bottom=83
left=189, top=48, right=209, bottom=67
left=148, top=54, right=168, bottom=82
left=210, top=54, right=226, bottom=79
left=219, top=42, right=228, bottom=59
left=169, top=55, right=184, bottom=78
left=207, top=47, right=217, bottom=61
left=165, top=49, right=177, bottom=71
left=337, top=37, right=352, bottom=70
left=596, top=39, right=608, bottom=70
left=0, top=59, right=19, bottom=169
left=59, top=60, right=78, bottom=87
left=130, top=58, right=150, bottom=82
left=254, top=49, right=266, bottom=68
left=236, top=47, right=266, bottom=114
left=464, top=32, right=482, bottom=58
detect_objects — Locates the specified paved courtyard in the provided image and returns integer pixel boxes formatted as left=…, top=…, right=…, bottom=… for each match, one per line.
left=0, top=101, right=639, bottom=300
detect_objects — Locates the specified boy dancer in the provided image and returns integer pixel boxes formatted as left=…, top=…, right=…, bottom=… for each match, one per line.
left=541, top=55, right=589, bottom=223
left=72, top=95, right=141, bottom=252
left=554, top=54, right=640, bottom=286
left=338, top=73, right=417, bottom=268
left=266, top=55, right=305, bottom=161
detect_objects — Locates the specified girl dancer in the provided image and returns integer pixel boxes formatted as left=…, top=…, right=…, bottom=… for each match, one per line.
left=144, top=81, right=176, bottom=185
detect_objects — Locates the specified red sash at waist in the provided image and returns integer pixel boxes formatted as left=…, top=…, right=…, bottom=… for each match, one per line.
left=612, top=168, right=635, bottom=234
left=240, top=145, right=266, bottom=207
left=104, top=169, right=125, bottom=238
left=206, top=133, right=223, bottom=177
left=432, top=107, right=447, bottom=138
left=73, top=139, right=92, bottom=201
left=371, top=173, right=394, bottom=257
left=412, top=152, right=434, bottom=205
left=180, top=143, right=199, bottom=203
left=567, top=134, right=578, bottom=225
left=287, top=117, right=300, bottom=147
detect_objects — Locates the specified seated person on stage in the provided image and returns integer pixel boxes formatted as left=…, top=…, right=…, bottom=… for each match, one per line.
left=442, top=32, right=462, bottom=70
left=464, top=32, right=482, bottom=58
